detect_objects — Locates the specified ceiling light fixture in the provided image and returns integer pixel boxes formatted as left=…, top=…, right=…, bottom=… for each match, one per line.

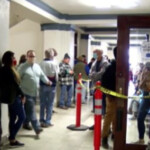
left=80, top=0, right=140, bottom=9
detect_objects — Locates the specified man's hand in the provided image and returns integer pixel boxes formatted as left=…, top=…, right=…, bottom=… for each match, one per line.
left=47, top=81, right=52, bottom=86
left=69, top=70, right=74, bottom=74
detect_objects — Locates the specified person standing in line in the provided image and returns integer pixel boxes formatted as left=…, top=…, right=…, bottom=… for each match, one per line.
left=18, top=50, right=51, bottom=135
left=89, top=49, right=109, bottom=130
left=0, top=51, right=25, bottom=147
left=58, top=53, right=74, bottom=109
left=39, top=48, right=59, bottom=127
left=135, top=62, right=150, bottom=144
left=74, top=55, right=89, bottom=104
left=101, top=47, right=117, bottom=149
left=18, top=54, right=27, bottom=65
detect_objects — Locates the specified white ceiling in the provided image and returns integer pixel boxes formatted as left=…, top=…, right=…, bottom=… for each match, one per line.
left=10, top=0, right=150, bottom=46
left=42, top=0, right=150, bottom=15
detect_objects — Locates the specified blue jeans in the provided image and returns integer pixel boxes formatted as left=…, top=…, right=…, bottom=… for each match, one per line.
left=59, top=85, right=73, bottom=107
left=40, top=85, right=56, bottom=124
left=24, top=95, right=40, bottom=132
left=8, top=97, right=26, bottom=140
left=137, top=91, right=150, bottom=139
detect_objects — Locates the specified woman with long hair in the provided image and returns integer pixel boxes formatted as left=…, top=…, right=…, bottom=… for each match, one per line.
left=1, top=51, right=25, bottom=147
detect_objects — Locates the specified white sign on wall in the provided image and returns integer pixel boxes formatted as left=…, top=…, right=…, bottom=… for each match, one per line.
left=141, top=41, right=150, bottom=61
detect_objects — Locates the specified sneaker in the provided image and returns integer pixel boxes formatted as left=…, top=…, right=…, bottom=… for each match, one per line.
left=41, top=123, right=49, bottom=128
left=10, top=141, right=24, bottom=147
left=41, top=123, right=54, bottom=128
left=134, top=139, right=145, bottom=144
left=67, top=105, right=75, bottom=108
left=23, top=124, right=32, bottom=130
left=59, top=106, right=68, bottom=110
left=35, top=128, right=43, bottom=135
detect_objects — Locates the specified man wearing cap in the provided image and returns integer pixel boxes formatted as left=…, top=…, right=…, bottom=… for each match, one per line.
left=39, top=48, right=59, bottom=127
left=58, top=53, right=74, bottom=109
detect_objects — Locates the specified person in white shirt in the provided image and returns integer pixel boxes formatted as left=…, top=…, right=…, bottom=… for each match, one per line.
left=39, top=48, right=59, bottom=127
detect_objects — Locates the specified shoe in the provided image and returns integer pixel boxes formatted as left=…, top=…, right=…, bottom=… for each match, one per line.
left=102, top=137, right=109, bottom=149
left=91, top=110, right=94, bottom=113
left=134, top=139, right=145, bottom=144
left=52, top=110, right=57, bottom=113
left=111, top=134, right=114, bottom=140
left=47, top=123, right=54, bottom=127
left=129, top=116, right=137, bottom=120
left=23, top=124, right=32, bottom=130
left=10, top=141, right=24, bottom=147
left=35, top=128, right=43, bottom=135
left=89, top=125, right=94, bottom=130
left=82, top=101, right=87, bottom=104
left=67, top=105, right=75, bottom=108
left=41, top=123, right=49, bottom=128
left=59, top=106, right=68, bottom=109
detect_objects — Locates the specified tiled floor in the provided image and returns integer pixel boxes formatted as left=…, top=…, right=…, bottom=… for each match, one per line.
left=1, top=97, right=148, bottom=150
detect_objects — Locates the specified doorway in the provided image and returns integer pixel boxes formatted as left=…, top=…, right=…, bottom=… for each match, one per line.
left=114, top=16, right=150, bottom=150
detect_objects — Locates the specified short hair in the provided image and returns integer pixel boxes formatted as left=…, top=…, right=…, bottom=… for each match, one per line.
left=26, top=50, right=35, bottom=56
left=93, top=49, right=103, bottom=55
left=45, top=48, right=57, bottom=58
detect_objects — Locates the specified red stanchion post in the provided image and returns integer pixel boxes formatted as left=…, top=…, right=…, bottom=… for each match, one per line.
left=67, top=73, right=89, bottom=131
left=94, top=81, right=102, bottom=150
left=76, top=73, right=82, bottom=127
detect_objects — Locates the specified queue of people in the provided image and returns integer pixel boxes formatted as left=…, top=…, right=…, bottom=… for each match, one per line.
left=1, top=46, right=149, bottom=150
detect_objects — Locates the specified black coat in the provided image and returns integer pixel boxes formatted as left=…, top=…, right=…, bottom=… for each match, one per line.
left=0, top=66, right=24, bottom=104
left=101, top=59, right=116, bottom=91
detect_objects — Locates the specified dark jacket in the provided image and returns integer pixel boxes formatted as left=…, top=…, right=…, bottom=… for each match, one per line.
left=0, top=66, right=24, bottom=104
left=101, top=59, right=116, bottom=91
left=74, top=61, right=89, bottom=81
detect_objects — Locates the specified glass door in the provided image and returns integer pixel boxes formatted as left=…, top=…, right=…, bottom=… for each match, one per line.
left=114, top=16, right=150, bottom=150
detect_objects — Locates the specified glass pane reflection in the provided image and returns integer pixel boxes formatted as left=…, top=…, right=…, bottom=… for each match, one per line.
left=126, top=28, right=150, bottom=144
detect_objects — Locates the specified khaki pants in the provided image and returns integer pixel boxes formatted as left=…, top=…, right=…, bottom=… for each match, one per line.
left=102, top=95, right=117, bottom=138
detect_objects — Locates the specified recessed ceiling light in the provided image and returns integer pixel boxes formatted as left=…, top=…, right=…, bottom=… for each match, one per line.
left=79, top=0, right=140, bottom=9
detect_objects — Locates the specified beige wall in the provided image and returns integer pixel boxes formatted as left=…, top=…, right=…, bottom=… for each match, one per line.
left=9, top=19, right=44, bottom=63
left=43, top=30, right=75, bottom=67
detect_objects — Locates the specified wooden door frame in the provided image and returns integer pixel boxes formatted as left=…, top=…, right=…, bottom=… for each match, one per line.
left=114, top=16, right=150, bottom=150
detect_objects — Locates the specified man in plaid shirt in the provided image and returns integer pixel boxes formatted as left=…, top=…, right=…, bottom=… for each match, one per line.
left=58, top=53, right=74, bottom=109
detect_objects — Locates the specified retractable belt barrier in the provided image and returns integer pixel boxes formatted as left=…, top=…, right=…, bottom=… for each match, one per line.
left=79, top=78, right=150, bottom=100
left=67, top=73, right=89, bottom=131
